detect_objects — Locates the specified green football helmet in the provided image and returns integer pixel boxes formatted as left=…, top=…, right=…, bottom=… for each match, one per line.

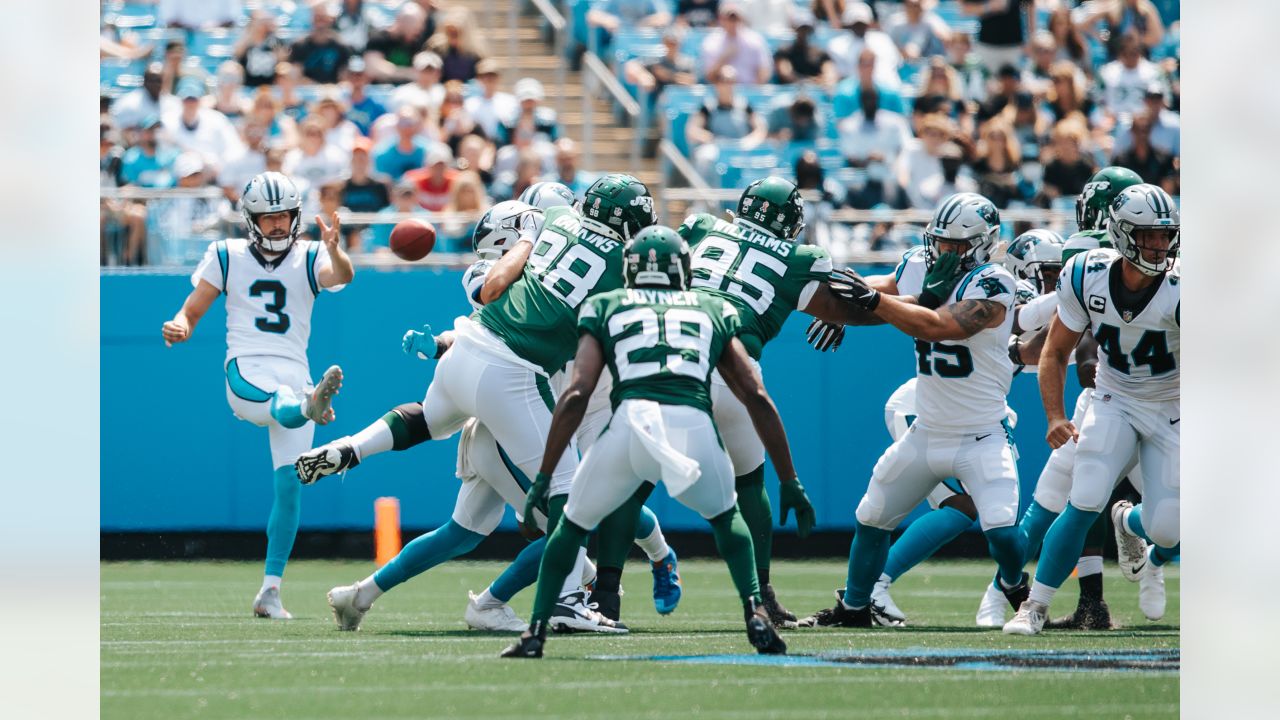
left=623, top=226, right=691, bottom=289
left=579, top=173, right=656, bottom=242
left=736, top=176, right=806, bottom=240
left=1075, top=166, right=1143, bottom=231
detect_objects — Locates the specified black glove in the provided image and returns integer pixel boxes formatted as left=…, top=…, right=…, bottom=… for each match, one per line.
left=827, top=268, right=881, bottom=311
left=919, top=252, right=961, bottom=309
left=805, top=317, right=845, bottom=352
left=1008, top=336, right=1024, bottom=365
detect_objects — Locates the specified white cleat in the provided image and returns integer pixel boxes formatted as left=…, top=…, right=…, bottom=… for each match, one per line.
left=305, top=365, right=343, bottom=425
left=465, top=591, right=528, bottom=632
left=871, top=577, right=907, bottom=624
left=327, top=583, right=369, bottom=631
left=1138, top=558, right=1167, bottom=621
left=1111, top=500, right=1148, bottom=582
left=1003, top=600, right=1048, bottom=636
left=550, top=590, right=628, bottom=634
left=975, top=581, right=1007, bottom=628
left=253, top=586, right=293, bottom=619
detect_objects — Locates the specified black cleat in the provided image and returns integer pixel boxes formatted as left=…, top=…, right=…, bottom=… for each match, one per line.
left=834, top=587, right=905, bottom=627
left=592, top=588, right=621, bottom=622
left=1045, top=598, right=1114, bottom=630
left=499, top=620, right=548, bottom=659
left=797, top=592, right=873, bottom=629
left=295, top=441, right=359, bottom=485
left=1000, top=572, right=1031, bottom=612
left=744, top=597, right=787, bottom=654
left=760, top=583, right=798, bottom=628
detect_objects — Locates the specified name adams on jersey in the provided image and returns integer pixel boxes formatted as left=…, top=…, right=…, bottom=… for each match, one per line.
left=678, top=213, right=832, bottom=359
left=579, top=288, right=741, bottom=413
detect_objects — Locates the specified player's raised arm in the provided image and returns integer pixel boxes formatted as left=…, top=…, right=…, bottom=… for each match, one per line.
left=1037, top=313, right=1084, bottom=449
left=316, top=211, right=355, bottom=287
left=161, top=280, right=220, bottom=347
left=840, top=269, right=1007, bottom=341
left=479, top=207, right=541, bottom=304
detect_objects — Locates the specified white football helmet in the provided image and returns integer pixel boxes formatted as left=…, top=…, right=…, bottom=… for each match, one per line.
left=923, top=193, right=1001, bottom=272
left=518, top=181, right=575, bottom=210
left=471, top=200, right=541, bottom=259
left=241, top=172, right=303, bottom=253
left=1107, top=184, right=1180, bottom=276
left=1004, top=229, right=1064, bottom=293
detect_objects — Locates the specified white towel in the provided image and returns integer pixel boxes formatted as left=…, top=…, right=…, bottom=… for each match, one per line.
left=621, top=400, right=701, bottom=497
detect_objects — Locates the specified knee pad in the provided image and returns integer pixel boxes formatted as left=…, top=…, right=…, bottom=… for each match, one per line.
left=1144, top=501, right=1180, bottom=549
left=386, top=402, right=432, bottom=449
left=1066, top=458, right=1113, bottom=513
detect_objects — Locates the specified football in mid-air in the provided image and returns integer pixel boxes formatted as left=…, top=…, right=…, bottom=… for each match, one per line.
left=390, top=218, right=436, bottom=261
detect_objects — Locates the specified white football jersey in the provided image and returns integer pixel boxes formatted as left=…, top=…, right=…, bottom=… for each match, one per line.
left=462, top=259, right=495, bottom=312
left=1057, top=249, right=1180, bottom=402
left=193, top=238, right=341, bottom=367
left=895, top=247, right=1017, bottom=431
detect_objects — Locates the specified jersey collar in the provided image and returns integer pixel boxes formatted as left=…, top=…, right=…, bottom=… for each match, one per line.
left=249, top=242, right=294, bottom=271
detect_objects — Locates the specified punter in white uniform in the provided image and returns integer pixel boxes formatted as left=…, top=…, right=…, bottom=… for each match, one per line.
left=161, top=171, right=353, bottom=619
left=799, top=193, right=1030, bottom=629
left=1005, top=184, right=1180, bottom=636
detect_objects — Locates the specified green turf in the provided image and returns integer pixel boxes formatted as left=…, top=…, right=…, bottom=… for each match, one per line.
left=101, top=559, right=1178, bottom=719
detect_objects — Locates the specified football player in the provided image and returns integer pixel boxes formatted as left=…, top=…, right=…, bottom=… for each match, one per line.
left=161, top=172, right=354, bottom=619
left=1005, top=184, right=1180, bottom=635
left=501, top=226, right=806, bottom=658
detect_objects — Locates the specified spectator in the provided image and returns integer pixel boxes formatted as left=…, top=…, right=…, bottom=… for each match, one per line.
left=404, top=145, right=458, bottom=211
left=245, top=86, right=300, bottom=149
left=811, top=0, right=846, bottom=27
left=439, top=171, right=489, bottom=251
left=374, top=107, right=433, bottom=179
left=686, top=65, right=768, bottom=180
left=896, top=113, right=967, bottom=209
left=959, top=0, right=1035, bottom=73
left=793, top=150, right=842, bottom=232
left=111, top=64, right=178, bottom=131
left=1098, top=32, right=1161, bottom=120
left=366, top=3, right=431, bottom=83
left=699, top=3, right=772, bottom=85
left=945, top=31, right=989, bottom=104
left=1084, top=0, right=1165, bottom=59
left=335, top=0, right=375, bottom=53
left=100, top=121, right=125, bottom=188
left=1112, top=81, right=1179, bottom=157
left=148, top=152, right=232, bottom=265
left=286, top=117, right=349, bottom=203
left=492, top=127, right=556, bottom=184
left=551, top=138, right=591, bottom=196
left=121, top=115, right=179, bottom=189
left=439, top=81, right=482, bottom=152
left=587, top=0, right=673, bottom=45
left=1046, top=6, right=1090, bottom=70
left=219, top=122, right=270, bottom=202
left=465, top=59, right=517, bottom=138
left=342, top=57, right=387, bottom=136
left=977, top=63, right=1021, bottom=121
left=313, top=92, right=360, bottom=154
left=774, top=10, right=838, bottom=88
left=1021, top=31, right=1059, bottom=96
left=838, top=86, right=910, bottom=207
left=624, top=27, right=697, bottom=100
left=274, top=62, right=309, bottom=120
left=491, top=147, right=548, bottom=201
left=917, top=57, right=965, bottom=114
left=289, top=3, right=354, bottom=84
left=1040, top=118, right=1096, bottom=205
left=768, top=93, right=826, bottom=143
left=885, top=0, right=951, bottom=62
left=833, top=48, right=906, bottom=119
left=738, top=0, right=793, bottom=37
left=456, top=133, right=496, bottom=187
left=305, top=181, right=358, bottom=247
left=158, top=0, right=238, bottom=29
left=1045, top=60, right=1094, bottom=123
left=158, top=39, right=187, bottom=97
left=676, top=0, right=721, bottom=28
left=971, top=118, right=1023, bottom=207
left=163, top=77, right=244, bottom=176
left=390, top=51, right=445, bottom=113
left=234, top=11, right=286, bottom=87
left=1112, top=109, right=1177, bottom=193
left=1001, top=91, right=1050, bottom=161
left=497, top=79, right=560, bottom=147
left=827, top=3, right=902, bottom=89
left=427, top=8, right=487, bottom=83
left=368, top=183, right=427, bottom=252
left=212, top=62, right=249, bottom=121
left=341, top=137, right=394, bottom=213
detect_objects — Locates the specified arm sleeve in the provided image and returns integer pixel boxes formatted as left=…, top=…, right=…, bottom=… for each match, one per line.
left=192, top=241, right=226, bottom=291
left=577, top=297, right=603, bottom=340
left=795, top=245, right=834, bottom=312
left=1017, top=291, right=1059, bottom=332
left=1055, top=254, right=1091, bottom=332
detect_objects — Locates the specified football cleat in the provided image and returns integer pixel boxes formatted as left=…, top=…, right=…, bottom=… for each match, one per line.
left=1045, top=597, right=1114, bottom=630
left=797, top=591, right=873, bottom=629
left=327, top=583, right=369, bottom=631
left=975, top=581, right=1007, bottom=628
left=760, top=583, right=798, bottom=628
left=999, top=572, right=1031, bottom=611
left=1111, top=500, right=1148, bottom=581
left=465, top=591, right=528, bottom=632
left=500, top=620, right=548, bottom=659
left=549, top=591, right=628, bottom=634
left=744, top=597, right=787, bottom=655
left=252, top=585, right=293, bottom=620
left=1003, top=600, right=1049, bottom=636
left=833, top=587, right=904, bottom=627
left=871, top=577, right=907, bottom=624
left=650, top=549, right=682, bottom=615
left=304, top=365, right=343, bottom=425
left=1139, top=558, right=1166, bottom=621
left=295, top=440, right=359, bottom=485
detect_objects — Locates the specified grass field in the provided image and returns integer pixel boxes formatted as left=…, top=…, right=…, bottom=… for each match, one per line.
left=101, top=559, right=1178, bottom=719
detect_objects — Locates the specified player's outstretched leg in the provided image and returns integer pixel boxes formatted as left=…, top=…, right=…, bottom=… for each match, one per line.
left=1115, top=500, right=1176, bottom=621
left=254, top=464, right=303, bottom=619
left=295, top=402, right=430, bottom=484
left=1046, top=508, right=1114, bottom=630
left=591, top=488, right=649, bottom=621
left=1004, top=504, right=1098, bottom=636
left=734, top=465, right=795, bottom=627
left=706, top=506, right=785, bottom=654
left=634, top=505, right=682, bottom=615
left=328, top=520, right=485, bottom=631
left=501, top=512, right=592, bottom=659
left=799, top=521, right=898, bottom=629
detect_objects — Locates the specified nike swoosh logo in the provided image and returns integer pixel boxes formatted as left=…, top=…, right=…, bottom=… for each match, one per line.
left=1169, top=418, right=1180, bottom=425
left=926, top=281, right=945, bottom=290
left=1128, top=564, right=1146, bottom=577
left=975, top=434, right=991, bottom=441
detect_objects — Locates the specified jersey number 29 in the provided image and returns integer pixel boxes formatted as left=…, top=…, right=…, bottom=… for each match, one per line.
left=608, top=307, right=712, bottom=381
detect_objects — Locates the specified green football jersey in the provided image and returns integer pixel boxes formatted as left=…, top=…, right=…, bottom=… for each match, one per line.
left=678, top=213, right=832, bottom=359
left=578, top=288, right=742, bottom=413
left=1062, top=229, right=1111, bottom=263
left=477, top=205, right=626, bottom=374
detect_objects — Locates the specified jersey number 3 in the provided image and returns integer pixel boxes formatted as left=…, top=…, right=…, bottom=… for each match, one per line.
left=250, top=279, right=291, bottom=334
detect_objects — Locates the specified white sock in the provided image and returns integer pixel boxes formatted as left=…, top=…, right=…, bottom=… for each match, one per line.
left=261, top=575, right=282, bottom=591
left=349, top=420, right=395, bottom=462
left=634, top=526, right=670, bottom=563
left=1076, top=555, right=1104, bottom=577
left=355, top=575, right=384, bottom=609
left=877, top=572, right=893, bottom=586
left=580, top=556, right=597, bottom=587
left=560, top=547, right=587, bottom=597
left=474, top=587, right=504, bottom=609
left=1028, top=580, right=1059, bottom=607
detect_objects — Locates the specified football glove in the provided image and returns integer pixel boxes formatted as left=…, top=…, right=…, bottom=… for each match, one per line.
left=523, top=472, right=552, bottom=535
left=402, top=324, right=442, bottom=360
left=805, top=317, right=845, bottom=352
left=779, top=478, right=816, bottom=539
left=827, top=268, right=881, bottom=311
left=919, top=252, right=961, bottom=309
